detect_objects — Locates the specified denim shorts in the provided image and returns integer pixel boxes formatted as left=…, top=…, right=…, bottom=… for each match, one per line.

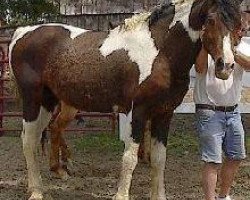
left=196, top=107, right=246, bottom=163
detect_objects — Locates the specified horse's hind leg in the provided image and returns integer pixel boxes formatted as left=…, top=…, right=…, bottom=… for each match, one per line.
left=22, top=95, right=52, bottom=200
left=49, top=101, right=77, bottom=179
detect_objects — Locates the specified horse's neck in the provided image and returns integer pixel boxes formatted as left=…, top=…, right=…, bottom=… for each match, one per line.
left=150, top=1, right=199, bottom=47
left=151, top=24, right=201, bottom=78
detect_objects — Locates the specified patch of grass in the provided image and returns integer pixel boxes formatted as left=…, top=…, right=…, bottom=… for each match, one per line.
left=75, top=131, right=199, bottom=156
left=74, top=133, right=124, bottom=153
left=74, top=130, right=250, bottom=157
left=167, top=132, right=199, bottom=156
left=167, top=132, right=250, bottom=157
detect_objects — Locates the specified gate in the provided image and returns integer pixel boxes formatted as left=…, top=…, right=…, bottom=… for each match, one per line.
left=0, top=38, right=117, bottom=136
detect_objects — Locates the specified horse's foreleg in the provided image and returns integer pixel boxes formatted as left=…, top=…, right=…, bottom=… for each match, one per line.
left=49, top=102, right=77, bottom=179
left=22, top=106, right=52, bottom=200
left=115, top=107, right=146, bottom=200
left=150, top=113, right=170, bottom=200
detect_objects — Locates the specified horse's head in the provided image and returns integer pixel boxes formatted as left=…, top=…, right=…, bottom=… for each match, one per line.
left=190, top=0, right=243, bottom=80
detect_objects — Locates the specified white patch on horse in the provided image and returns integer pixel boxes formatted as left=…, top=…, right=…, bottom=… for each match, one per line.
left=44, top=23, right=89, bottom=39
left=22, top=107, right=52, bottom=199
left=9, top=23, right=88, bottom=70
left=115, top=142, right=139, bottom=200
left=99, top=19, right=159, bottom=84
left=115, top=104, right=139, bottom=199
left=223, top=34, right=235, bottom=65
left=119, top=110, right=132, bottom=144
left=169, top=1, right=199, bottom=42
left=150, top=137, right=167, bottom=200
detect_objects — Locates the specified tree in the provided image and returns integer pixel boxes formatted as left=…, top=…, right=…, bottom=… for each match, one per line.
left=0, top=0, right=59, bottom=25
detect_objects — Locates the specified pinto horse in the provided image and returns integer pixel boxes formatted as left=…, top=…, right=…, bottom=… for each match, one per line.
left=9, top=0, right=243, bottom=199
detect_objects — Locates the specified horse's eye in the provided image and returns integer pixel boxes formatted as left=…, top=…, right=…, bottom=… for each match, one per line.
left=207, top=17, right=215, bottom=26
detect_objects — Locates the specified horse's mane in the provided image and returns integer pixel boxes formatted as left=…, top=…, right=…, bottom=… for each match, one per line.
left=118, top=0, right=195, bottom=31
left=121, top=12, right=151, bottom=31
left=148, top=2, right=175, bottom=26
left=118, top=2, right=175, bottom=31
left=216, top=0, right=242, bottom=31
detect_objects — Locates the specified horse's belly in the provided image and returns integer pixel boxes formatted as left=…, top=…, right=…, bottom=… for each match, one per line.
left=46, top=76, right=131, bottom=112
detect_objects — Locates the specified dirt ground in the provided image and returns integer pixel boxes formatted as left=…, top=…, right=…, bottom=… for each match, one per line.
left=0, top=114, right=250, bottom=200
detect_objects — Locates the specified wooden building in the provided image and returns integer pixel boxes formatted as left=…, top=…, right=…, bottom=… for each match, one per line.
left=57, top=0, right=169, bottom=30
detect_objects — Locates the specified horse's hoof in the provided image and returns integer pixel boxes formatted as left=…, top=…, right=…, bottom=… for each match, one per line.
left=151, top=195, right=166, bottom=200
left=51, top=168, right=70, bottom=180
left=113, top=194, right=129, bottom=200
left=62, top=159, right=74, bottom=176
left=28, top=191, right=43, bottom=200
left=67, top=158, right=74, bottom=169
left=57, top=168, right=70, bottom=180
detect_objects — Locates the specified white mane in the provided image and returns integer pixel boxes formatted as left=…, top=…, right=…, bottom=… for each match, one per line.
left=121, top=12, right=151, bottom=31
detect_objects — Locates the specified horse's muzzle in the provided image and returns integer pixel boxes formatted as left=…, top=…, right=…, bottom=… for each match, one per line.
left=215, top=58, right=234, bottom=80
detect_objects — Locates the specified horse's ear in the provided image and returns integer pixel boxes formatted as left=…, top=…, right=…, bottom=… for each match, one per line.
left=189, top=0, right=215, bottom=30
left=108, top=22, right=115, bottom=30
left=236, top=0, right=244, bottom=4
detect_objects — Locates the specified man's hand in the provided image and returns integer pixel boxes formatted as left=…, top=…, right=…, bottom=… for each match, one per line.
left=234, top=50, right=250, bottom=70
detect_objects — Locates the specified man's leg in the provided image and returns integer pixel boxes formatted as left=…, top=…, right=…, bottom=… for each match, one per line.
left=202, top=162, right=220, bottom=200
left=219, top=109, right=246, bottom=198
left=219, top=159, right=241, bottom=198
left=196, top=109, right=225, bottom=200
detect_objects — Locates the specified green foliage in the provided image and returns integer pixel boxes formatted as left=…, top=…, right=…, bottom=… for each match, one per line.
left=0, top=0, right=59, bottom=26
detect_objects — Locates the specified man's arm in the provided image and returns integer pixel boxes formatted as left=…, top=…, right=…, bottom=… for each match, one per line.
left=234, top=52, right=250, bottom=70
left=195, top=47, right=208, bottom=74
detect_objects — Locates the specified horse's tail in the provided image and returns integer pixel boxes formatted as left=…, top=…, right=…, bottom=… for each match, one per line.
left=8, top=66, right=22, bottom=107
left=8, top=28, right=23, bottom=107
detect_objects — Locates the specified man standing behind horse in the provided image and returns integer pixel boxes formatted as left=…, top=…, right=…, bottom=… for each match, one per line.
left=194, top=12, right=250, bottom=200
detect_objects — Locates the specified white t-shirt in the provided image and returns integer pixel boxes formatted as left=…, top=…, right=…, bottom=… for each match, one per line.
left=194, top=37, right=250, bottom=106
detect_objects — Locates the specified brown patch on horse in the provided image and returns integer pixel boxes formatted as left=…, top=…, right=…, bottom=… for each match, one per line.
left=42, top=30, right=139, bottom=113
left=12, top=26, right=139, bottom=115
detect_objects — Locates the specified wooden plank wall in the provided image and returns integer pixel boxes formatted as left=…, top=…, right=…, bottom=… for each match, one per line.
left=59, top=0, right=166, bottom=15
left=242, top=0, right=250, bottom=11
left=57, top=0, right=170, bottom=30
